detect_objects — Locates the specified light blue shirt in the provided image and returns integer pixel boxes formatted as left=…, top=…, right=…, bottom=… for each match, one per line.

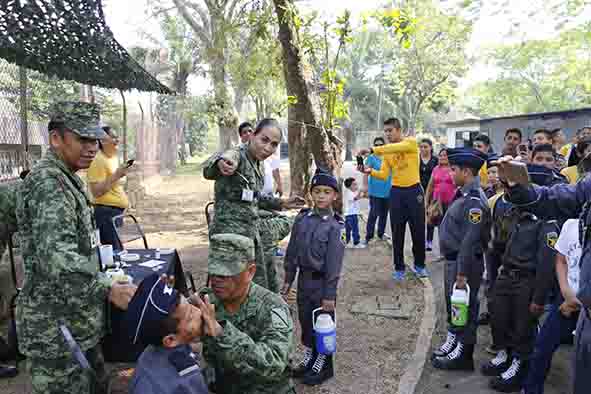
left=366, top=154, right=392, bottom=198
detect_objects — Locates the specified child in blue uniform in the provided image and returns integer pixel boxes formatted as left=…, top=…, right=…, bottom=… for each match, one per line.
left=126, top=274, right=208, bottom=394
left=282, top=169, right=345, bottom=386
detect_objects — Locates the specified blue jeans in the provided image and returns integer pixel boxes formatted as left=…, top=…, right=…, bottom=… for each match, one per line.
left=366, top=196, right=389, bottom=241
left=523, top=301, right=579, bottom=394
left=94, top=205, right=124, bottom=251
left=345, top=214, right=360, bottom=245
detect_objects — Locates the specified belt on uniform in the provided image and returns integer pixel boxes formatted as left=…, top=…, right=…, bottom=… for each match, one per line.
left=299, top=270, right=325, bottom=280
left=500, top=267, right=535, bottom=280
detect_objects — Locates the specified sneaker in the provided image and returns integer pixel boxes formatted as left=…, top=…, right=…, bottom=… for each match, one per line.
left=392, top=270, right=405, bottom=281
left=345, top=243, right=356, bottom=249
left=291, top=348, right=315, bottom=378
left=379, top=233, right=391, bottom=241
left=412, top=266, right=429, bottom=278
left=426, top=241, right=433, bottom=251
left=361, top=240, right=369, bottom=247
left=481, top=349, right=510, bottom=376
left=354, top=243, right=367, bottom=249
left=489, top=357, right=527, bottom=392
left=301, top=354, right=334, bottom=385
left=432, top=331, right=457, bottom=359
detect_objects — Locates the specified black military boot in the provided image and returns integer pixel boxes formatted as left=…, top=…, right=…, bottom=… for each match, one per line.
left=489, top=357, right=528, bottom=393
left=291, top=347, right=315, bottom=378
left=431, top=331, right=457, bottom=359
left=481, top=349, right=510, bottom=376
left=432, top=342, right=475, bottom=371
left=301, top=354, right=334, bottom=386
left=0, top=365, right=17, bottom=379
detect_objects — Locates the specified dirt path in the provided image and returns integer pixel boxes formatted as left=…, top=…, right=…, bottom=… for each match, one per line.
left=0, top=162, right=425, bottom=394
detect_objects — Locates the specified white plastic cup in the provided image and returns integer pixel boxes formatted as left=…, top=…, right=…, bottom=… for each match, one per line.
left=99, top=245, right=114, bottom=270
left=155, top=248, right=161, bottom=259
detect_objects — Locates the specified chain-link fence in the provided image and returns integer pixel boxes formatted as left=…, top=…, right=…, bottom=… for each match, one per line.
left=0, top=59, right=47, bottom=182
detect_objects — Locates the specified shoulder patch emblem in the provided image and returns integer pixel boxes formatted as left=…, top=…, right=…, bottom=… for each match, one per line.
left=468, top=208, right=482, bottom=224
left=271, top=307, right=290, bottom=329
left=546, top=231, right=558, bottom=249
left=340, top=228, right=347, bottom=246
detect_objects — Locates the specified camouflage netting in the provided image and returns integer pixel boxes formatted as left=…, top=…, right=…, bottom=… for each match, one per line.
left=0, top=0, right=172, bottom=94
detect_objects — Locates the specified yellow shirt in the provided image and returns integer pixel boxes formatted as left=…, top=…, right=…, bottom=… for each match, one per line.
left=87, top=151, right=129, bottom=209
left=560, top=165, right=579, bottom=184
left=371, top=138, right=420, bottom=187
left=479, top=162, right=489, bottom=188
left=559, top=144, right=573, bottom=158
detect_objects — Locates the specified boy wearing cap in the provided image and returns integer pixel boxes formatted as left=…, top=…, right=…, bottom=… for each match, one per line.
left=432, top=148, right=491, bottom=371
left=127, top=274, right=208, bottom=394
left=199, top=233, right=295, bottom=394
left=282, top=169, right=345, bottom=385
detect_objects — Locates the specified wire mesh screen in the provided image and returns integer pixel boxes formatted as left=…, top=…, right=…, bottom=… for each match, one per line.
left=0, top=58, right=48, bottom=182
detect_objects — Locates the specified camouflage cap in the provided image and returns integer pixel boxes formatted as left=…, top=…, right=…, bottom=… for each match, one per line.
left=208, top=233, right=255, bottom=276
left=49, top=101, right=107, bottom=139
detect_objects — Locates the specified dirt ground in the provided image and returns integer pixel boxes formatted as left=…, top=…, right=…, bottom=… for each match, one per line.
left=0, top=163, right=425, bottom=394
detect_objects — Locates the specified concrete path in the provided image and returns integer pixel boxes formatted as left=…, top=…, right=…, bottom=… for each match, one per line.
left=414, top=244, right=573, bottom=394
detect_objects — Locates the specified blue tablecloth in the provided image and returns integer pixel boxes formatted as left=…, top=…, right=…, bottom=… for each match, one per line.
left=102, top=249, right=187, bottom=363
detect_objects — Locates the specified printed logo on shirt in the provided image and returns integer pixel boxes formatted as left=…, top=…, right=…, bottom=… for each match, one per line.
left=340, top=228, right=347, bottom=246
left=546, top=231, right=558, bottom=249
left=468, top=208, right=482, bottom=224
left=417, top=194, right=424, bottom=204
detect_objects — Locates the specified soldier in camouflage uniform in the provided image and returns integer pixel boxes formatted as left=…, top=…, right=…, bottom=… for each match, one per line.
left=0, top=180, right=21, bottom=378
left=258, top=210, right=293, bottom=293
left=196, top=233, right=295, bottom=394
left=203, top=118, right=303, bottom=290
left=16, top=102, right=137, bottom=394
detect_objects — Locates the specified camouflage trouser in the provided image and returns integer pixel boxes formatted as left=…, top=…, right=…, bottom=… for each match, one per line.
left=27, top=345, right=107, bottom=394
left=257, top=212, right=293, bottom=294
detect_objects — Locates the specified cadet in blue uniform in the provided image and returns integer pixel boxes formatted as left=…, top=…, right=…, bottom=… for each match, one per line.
left=432, top=148, right=491, bottom=371
left=282, top=169, right=345, bottom=386
left=499, top=156, right=591, bottom=394
left=126, top=274, right=208, bottom=394
left=480, top=164, right=561, bottom=392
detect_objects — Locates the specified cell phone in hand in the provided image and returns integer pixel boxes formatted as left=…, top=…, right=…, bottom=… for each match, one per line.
left=518, top=144, right=528, bottom=154
left=126, top=159, right=135, bottom=168
left=499, top=160, right=530, bottom=185
left=356, top=155, right=365, bottom=171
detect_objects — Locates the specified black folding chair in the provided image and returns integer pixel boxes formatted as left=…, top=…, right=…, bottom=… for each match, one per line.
left=5, top=234, right=23, bottom=363
left=205, top=201, right=215, bottom=230
left=204, top=202, right=215, bottom=287
left=111, top=214, right=148, bottom=249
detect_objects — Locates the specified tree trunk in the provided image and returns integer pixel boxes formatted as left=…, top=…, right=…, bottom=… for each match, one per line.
left=211, top=57, right=238, bottom=150
left=272, top=0, right=344, bottom=204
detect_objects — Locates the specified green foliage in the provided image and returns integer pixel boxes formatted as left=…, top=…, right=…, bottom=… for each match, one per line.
left=184, top=96, right=211, bottom=155
left=463, top=23, right=591, bottom=117
left=377, top=0, right=472, bottom=131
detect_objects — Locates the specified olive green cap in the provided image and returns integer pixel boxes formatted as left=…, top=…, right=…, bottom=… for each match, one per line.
left=49, top=101, right=106, bottom=139
left=208, top=233, right=255, bottom=276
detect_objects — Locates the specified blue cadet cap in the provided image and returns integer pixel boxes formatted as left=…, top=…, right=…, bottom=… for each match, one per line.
left=125, top=273, right=179, bottom=345
left=310, top=168, right=338, bottom=192
left=447, top=148, right=487, bottom=170
left=526, top=164, right=566, bottom=187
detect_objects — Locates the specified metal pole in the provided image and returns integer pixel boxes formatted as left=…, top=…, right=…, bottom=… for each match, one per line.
left=119, top=90, right=128, bottom=162
left=18, top=66, right=29, bottom=170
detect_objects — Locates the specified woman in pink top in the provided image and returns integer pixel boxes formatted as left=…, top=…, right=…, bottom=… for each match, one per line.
left=425, top=149, right=456, bottom=247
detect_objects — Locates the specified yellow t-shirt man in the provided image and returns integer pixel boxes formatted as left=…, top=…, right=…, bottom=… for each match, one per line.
left=87, top=151, right=129, bottom=209
left=560, top=165, right=579, bottom=185
left=370, top=138, right=420, bottom=187
left=479, top=163, right=489, bottom=189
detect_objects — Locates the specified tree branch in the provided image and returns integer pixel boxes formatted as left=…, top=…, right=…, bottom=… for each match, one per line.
left=172, top=0, right=213, bottom=47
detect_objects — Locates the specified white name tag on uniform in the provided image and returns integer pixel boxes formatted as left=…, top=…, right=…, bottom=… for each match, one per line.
left=241, top=189, right=254, bottom=202
left=91, top=230, right=100, bottom=249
